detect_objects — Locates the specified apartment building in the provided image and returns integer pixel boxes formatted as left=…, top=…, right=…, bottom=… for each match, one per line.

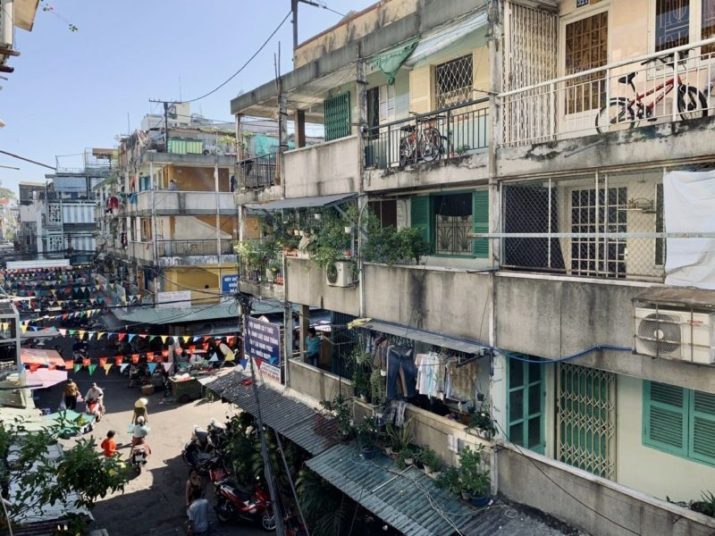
left=99, top=105, right=288, bottom=305
left=0, top=0, right=39, bottom=76
left=230, top=1, right=715, bottom=534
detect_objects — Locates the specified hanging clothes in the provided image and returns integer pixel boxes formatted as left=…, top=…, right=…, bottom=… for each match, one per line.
left=415, top=352, right=441, bottom=398
left=386, top=345, right=416, bottom=400
left=444, top=358, right=479, bottom=402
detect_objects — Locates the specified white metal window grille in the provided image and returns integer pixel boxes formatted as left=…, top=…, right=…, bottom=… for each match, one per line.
left=656, top=0, right=690, bottom=52
left=47, top=235, right=64, bottom=251
left=570, top=186, right=627, bottom=278
left=48, top=203, right=62, bottom=224
left=557, top=364, right=616, bottom=480
left=565, top=12, right=608, bottom=114
left=435, top=54, right=473, bottom=109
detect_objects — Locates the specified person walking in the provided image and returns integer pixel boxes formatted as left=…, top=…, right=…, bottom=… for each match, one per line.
left=132, top=397, right=149, bottom=424
left=100, top=430, right=117, bottom=457
left=186, top=490, right=210, bottom=536
left=63, top=379, right=79, bottom=411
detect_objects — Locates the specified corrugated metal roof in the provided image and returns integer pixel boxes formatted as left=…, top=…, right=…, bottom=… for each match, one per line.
left=209, top=371, right=338, bottom=455
left=361, top=319, right=486, bottom=355
left=306, top=443, right=484, bottom=536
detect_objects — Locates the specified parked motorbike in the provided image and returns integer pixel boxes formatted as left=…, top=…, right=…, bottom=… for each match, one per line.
left=182, top=426, right=215, bottom=475
left=130, top=443, right=149, bottom=474
left=85, top=398, right=104, bottom=422
left=214, top=477, right=276, bottom=531
left=207, top=418, right=228, bottom=451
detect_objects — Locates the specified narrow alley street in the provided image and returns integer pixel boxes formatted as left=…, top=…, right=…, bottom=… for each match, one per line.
left=37, top=369, right=266, bottom=536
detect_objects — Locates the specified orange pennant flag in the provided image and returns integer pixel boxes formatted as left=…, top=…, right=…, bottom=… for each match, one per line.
left=115, top=355, right=124, bottom=365
left=131, top=354, right=140, bottom=364
left=82, top=358, right=91, bottom=367
left=161, top=349, right=169, bottom=358
left=146, top=353, right=154, bottom=362
left=98, top=357, right=107, bottom=367
left=64, top=359, right=74, bottom=370
left=29, top=363, right=40, bottom=372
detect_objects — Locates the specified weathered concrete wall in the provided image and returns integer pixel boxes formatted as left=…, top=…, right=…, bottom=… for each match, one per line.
left=497, top=116, right=715, bottom=179
left=364, top=152, right=489, bottom=192
left=495, top=273, right=715, bottom=394
left=364, top=263, right=491, bottom=342
left=497, top=446, right=715, bottom=536
left=284, top=136, right=360, bottom=198
left=286, top=258, right=360, bottom=316
left=238, top=280, right=285, bottom=302
left=287, top=359, right=352, bottom=404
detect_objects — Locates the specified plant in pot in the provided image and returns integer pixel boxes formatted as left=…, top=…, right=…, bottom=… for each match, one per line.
left=266, top=257, right=282, bottom=283
left=321, top=395, right=353, bottom=441
left=436, top=466, right=461, bottom=496
left=356, top=416, right=379, bottom=460
left=370, top=368, right=386, bottom=406
left=396, top=446, right=419, bottom=470
left=468, top=405, right=496, bottom=440
left=417, top=447, right=442, bottom=476
left=458, top=445, right=491, bottom=507
left=384, top=418, right=412, bottom=457
left=691, top=491, right=715, bottom=517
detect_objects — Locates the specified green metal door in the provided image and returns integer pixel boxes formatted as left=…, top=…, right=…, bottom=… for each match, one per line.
left=557, top=364, right=616, bottom=479
left=507, top=356, right=545, bottom=454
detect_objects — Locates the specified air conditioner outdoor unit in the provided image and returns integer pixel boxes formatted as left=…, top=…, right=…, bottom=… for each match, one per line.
left=326, top=260, right=354, bottom=288
left=634, top=307, right=715, bottom=365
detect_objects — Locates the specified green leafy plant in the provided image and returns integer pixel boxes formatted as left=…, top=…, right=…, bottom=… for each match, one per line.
left=691, top=491, right=715, bottom=517
left=385, top=418, right=413, bottom=453
left=436, top=466, right=461, bottom=495
left=321, top=395, right=353, bottom=440
left=469, top=406, right=496, bottom=439
left=458, top=445, right=490, bottom=498
left=455, top=144, right=471, bottom=155
left=396, top=446, right=419, bottom=470
left=417, top=447, right=442, bottom=473
left=369, top=369, right=386, bottom=407
left=309, top=209, right=353, bottom=268
left=355, top=416, right=379, bottom=451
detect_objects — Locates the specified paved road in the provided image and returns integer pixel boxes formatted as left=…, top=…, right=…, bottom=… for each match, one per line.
left=37, top=368, right=266, bottom=536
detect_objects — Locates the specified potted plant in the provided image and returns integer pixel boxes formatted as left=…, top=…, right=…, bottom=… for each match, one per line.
left=321, top=395, right=353, bottom=441
left=356, top=416, right=379, bottom=459
left=691, top=491, right=715, bottom=517
left=417, top=447, right=442, bottom=476
left=266, top=258, right=281, bottom=283
left=370, top=368, right=386, bottom=405
left=468, top=405, right=496, bottom=440
left=458, top=445, right=491, bottom=507
left=396, top=446, right=418, bottom=470
left=436, top=466, right=461, bottom=495
left=384, top=418, right=412, bottom=457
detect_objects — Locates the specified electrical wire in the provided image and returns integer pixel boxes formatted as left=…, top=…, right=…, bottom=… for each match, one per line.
left=180, top=11, right=292, bottom=104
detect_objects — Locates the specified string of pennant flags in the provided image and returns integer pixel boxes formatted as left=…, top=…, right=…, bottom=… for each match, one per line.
left=28, top=359, right=175, bottom=377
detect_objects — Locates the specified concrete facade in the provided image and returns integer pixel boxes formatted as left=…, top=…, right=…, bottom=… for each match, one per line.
left=285, top=258, right=360, bottom=316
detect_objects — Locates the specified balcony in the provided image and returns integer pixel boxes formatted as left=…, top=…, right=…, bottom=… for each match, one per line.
left=498, top=39, right=715, bottom=177
left=283, top=135, right=360, bottom=198
left=128, top=190, right=237, bottom=216
left=236, top=239, right=285, bottom=301
left=364, top=100, right=489, bottom=191
left=128, top=239, right=237, bottom=266
left=237, top=153, right=277, bottom=190
left=285, top=257, right=360, bottom=317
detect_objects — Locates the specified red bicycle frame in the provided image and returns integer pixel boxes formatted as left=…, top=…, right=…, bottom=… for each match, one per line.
left=628, top=73, right=684, bottom=113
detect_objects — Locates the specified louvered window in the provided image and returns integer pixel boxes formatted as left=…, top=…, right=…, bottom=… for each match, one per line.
left=323, top=92, right=351, bottom=142
left=643, top=381, right=715, bottom=466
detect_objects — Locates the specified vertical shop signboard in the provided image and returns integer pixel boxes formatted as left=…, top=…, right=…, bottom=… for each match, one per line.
left=245, top=317, right=282, bottom=384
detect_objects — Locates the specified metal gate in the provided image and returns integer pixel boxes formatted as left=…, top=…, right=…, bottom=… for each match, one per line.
left=557, top=364, right=616, bottom=479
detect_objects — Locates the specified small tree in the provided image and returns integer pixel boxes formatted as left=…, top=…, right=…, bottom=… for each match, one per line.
left=0, top=418, right=129, bottom=531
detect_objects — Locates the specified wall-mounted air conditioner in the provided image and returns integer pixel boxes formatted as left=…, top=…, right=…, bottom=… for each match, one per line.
left=326, top=261, right=354, bottom=288
left=634, top=307, right=715, bottom=365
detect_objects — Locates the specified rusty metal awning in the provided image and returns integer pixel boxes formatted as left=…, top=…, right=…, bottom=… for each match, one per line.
left=359, top=319, right=486, bottom=355
left=634, top=286, right=715, bottom=310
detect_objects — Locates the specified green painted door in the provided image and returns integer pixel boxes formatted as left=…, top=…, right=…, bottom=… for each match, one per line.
left=507, top=356, right=545, bottom=454
left=557, top=364, right=616, bottom=479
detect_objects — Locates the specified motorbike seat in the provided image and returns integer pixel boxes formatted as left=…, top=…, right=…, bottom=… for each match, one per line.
left=618, top=72, right=636, bottom=85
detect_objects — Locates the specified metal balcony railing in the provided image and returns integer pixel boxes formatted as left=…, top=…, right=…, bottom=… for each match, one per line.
left=237, top=153, right=277, bottom=189
left=156, top=239, right=235, bottom=257
left=500, top=38, right=715, bottom=146
left=364, top=99, right=489, bottom=170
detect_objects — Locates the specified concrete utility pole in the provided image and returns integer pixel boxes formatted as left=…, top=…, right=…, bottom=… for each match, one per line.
left=149, top=99, right=175, bottom=151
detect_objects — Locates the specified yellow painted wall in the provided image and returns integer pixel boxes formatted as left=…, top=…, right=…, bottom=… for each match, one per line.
left=166, top=166, right=230, bottom=192
left=163, top=266, right=236, bottom=304
left=195, top=215, right=237, bottom=237
left=616, top=376, right=715, bottom=502
left=294, top=0, right=419, bottom=67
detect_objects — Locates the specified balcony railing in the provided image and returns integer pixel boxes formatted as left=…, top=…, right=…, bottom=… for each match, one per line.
left=237, top=239, right=284, bottom=285
left=237, top=153, right=277, bottom=189
left=156, top=239, right=235, bottom=257
left=364, top=99, right=489, bottom=170
left=501, top=38, right=715, bottom=146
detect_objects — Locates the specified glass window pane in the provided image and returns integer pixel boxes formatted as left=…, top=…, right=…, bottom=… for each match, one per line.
left=510, top=389, right=524, bottom=422
left=528, top=362, right=541, bottom=382
left=528, top=417, right=542, bottom=448
left=528, top=383, right=542, bottom=415
left=510, top=423, right=524, bottom=446
left=510, top=359, right=524, bottom=388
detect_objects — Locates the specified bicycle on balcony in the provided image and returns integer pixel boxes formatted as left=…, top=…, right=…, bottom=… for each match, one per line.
left=398, top=114, right=446, bottom=167
left=595, top=53, right=708, bottom=134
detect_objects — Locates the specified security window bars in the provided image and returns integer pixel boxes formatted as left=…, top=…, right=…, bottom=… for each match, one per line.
left=508, top=356, right=545, bottom=454
left=656, top=0, right=690, bottom=52
left=557, top=364, right=616, bottom=479
left=48, top=235, right=64, bottom=251
left=48, top=204, right=62, bottom=224
left=643, top=381, right=715, bottom=466
left=565, top=12, right=608, bottom=114
left=570, top=186, right=627, bottom=278
left=434, top=193, right=473, bottom=256
left=323, top=92, right=351, bottom=142
left=435, top=55, right=473, bottom=109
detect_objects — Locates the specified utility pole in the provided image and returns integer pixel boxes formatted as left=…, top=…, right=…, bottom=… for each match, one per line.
left=291, top=0, right=299, bottom=52
left=238, top=292, right=286, bottom=536
left=149, top=99, right=175, bottom=151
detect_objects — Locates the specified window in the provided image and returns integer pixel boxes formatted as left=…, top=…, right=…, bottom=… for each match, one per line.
left=366, top=87, right=380, bottom=140
left=656, top=0, right=691, bottom=51
left=704, top=0, right=715, bottom=52
left=508, top=356, right=545, bottom=454
left=570, top=186, right=627, bottom=278
left=47, top=235, right=63, bottom=251
left=48, top=204, right=62, bottom=224
left=565, top=12, right=608, bottom=114
left=435, top=55, right=473, bottom=109
left=643, top=381, right=715, bottom=466
left=368, top=200, right=397, bottom=228
left=323, top=92, right=351, bottom=142
left=410, top=191, right=488, bottom=258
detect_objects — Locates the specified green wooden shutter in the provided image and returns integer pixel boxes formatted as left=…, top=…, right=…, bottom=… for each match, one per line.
left=472, top=190, right=489, bottom=258
left=643, top=381, right=688, bottom=456
left=410, top=196, right=433, bottom=254
left=690, top=390, right=715, bottom=464
left=323, top=92, right=351, bottom=142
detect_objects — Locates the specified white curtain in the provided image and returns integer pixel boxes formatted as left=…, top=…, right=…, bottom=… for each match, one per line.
left=664, top=169, right=715, bottom=289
